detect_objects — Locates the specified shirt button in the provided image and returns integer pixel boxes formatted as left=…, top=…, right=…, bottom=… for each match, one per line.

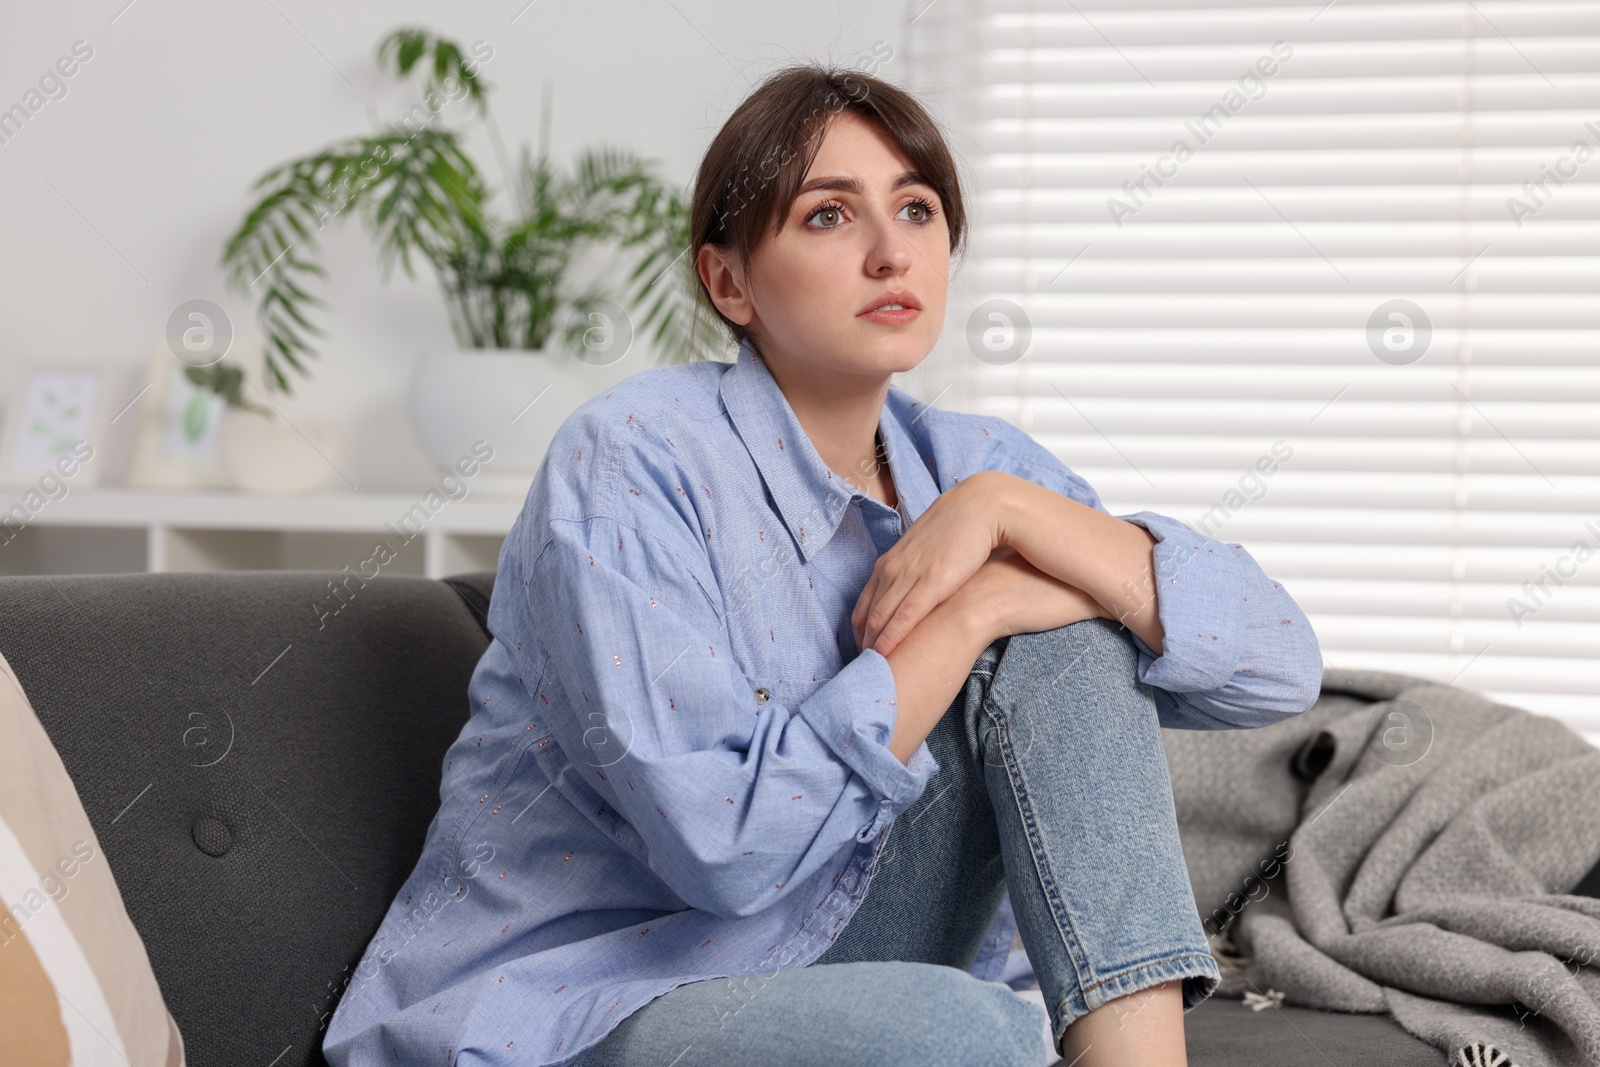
left=754, top=687, right=771, bottom=705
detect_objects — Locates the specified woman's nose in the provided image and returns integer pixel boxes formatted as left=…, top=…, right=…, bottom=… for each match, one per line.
left=864, top=211, right=914, bottom=275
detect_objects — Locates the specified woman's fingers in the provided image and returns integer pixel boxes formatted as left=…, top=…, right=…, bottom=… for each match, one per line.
left=868, top=578, right=920, bottom=656
left=852, top=540, right=903, bottom=648
left=865, top=562, right=966, bottom=656
left=852, top=478, right=1005, bottom=654
left=852, top=570, right=883, bottom=650
left=856, top=546, right=903, bottom=652
left=862, top=572, right=903, bottom=654
left=860, top=561, right=919, bottom=656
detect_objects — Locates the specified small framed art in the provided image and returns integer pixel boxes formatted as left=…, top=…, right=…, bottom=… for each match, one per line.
left=123, top=343, right=235, bottom=490
left=0, top=365, right=111, bottom=488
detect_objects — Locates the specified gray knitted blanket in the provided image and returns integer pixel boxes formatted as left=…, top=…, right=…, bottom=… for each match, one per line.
left=1163, top=666, right=1600, bottom=1067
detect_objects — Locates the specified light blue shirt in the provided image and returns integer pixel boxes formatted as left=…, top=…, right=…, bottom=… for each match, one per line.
left=323, top=338, right=1323, bottom=1066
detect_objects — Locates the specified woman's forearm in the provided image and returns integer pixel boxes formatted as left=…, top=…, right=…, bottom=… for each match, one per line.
left=992, top=473, right=1167, bottom=656
left=883, top=597, right=995, bottom=766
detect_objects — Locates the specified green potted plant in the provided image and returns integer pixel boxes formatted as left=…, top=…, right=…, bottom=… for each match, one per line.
left=217, top=27, right=717, bottom=492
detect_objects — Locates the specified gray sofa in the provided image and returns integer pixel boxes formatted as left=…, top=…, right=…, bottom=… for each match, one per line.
left=1, top=569, right=1448, bottom=1065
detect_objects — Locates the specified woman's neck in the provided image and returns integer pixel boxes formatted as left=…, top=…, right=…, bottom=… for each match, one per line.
left=757, top=344, right=898, bottom=507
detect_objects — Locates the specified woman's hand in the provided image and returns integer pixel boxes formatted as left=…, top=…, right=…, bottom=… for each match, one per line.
left=852, top=472, right=1008, bottom=657
left=945, top=545, right=1106, bottom=647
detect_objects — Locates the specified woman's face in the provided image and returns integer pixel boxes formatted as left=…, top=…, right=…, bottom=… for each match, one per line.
left=703, top=110, right=952, bottom=381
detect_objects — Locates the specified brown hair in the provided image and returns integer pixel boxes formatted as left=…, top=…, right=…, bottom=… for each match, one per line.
left=687, top=62, right=967, bottom=354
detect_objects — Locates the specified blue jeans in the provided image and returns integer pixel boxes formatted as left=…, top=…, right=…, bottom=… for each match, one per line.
left=565, top=618, right=1219, bottom=1066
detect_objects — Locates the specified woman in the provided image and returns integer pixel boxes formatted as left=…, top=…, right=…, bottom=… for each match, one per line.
left=323, top=63, right=1322, bottom=1067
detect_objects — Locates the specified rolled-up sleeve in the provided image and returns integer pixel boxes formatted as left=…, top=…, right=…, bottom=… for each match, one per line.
left=1116, top=510, right=1323, bottom=728
left=993, top=424, right=1323, bottom=730
left=794, top=645, right=935, bottom=843
left=524, top=509, right=936, bottom=922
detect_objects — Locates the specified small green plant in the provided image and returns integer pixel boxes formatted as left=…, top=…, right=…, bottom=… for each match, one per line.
left=219, top=26, right=714, bottom=397
left=183, top=362, right=270, bottom=418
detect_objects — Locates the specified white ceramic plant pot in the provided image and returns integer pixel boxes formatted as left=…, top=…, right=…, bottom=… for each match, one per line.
left=218, top=407, right=341, bottom=495
left=408, top=347, right=641, bottom=497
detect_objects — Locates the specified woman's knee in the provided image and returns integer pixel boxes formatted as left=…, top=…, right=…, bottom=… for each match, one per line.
left=988, top=616, right=1147, bottom=709
left=589, top=962, right=1046, bottom=1067
left=978, top=617, right=1161, bottom=768
left=1042, top=615, right=1141, bottom=669
left=861, top=962, right=1048, bottom=1067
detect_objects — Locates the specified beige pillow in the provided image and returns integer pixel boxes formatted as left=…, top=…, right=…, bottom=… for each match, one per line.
left=0, top=648, right=185, bottom=1066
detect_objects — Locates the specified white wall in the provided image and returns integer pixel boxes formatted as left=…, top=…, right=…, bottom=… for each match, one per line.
left=0, top=0, right=918, bottom=490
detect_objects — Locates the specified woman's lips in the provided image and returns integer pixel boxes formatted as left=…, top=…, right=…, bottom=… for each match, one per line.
left=858, top=306, right=921, bottom=325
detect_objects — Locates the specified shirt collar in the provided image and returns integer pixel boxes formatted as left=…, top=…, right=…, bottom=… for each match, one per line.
left=719, top=337, right=939, bottom=563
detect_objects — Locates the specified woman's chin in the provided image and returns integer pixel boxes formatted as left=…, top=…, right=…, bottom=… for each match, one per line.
left=875, top=338, right=937, bottom=374
left=769, top=328, right=935, bottom=377
left=843, top=326, right=934, bottom=366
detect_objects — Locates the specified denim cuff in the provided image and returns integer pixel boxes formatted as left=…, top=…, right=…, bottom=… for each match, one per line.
left=1047, top=949, right=1223, bottom=1045
left=795, top=647, right=936, bottom=841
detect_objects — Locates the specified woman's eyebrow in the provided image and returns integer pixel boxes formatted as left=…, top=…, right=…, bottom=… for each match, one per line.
left=794, top=171, right=931, bottom=198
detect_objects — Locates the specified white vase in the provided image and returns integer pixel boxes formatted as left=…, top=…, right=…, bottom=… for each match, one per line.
left=408, top=347, right=641, bottom=497
left=218, top=407, right=341, bottom=495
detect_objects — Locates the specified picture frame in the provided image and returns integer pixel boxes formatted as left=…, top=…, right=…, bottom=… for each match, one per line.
left=122, top=342, right=235, bottom=490
left=0, top=364, right=112, bottom=489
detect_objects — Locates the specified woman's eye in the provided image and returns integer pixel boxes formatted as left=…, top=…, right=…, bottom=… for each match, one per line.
left=898, top=199, right=937, bottom=223
left=806, top=203, right=846, bottom=228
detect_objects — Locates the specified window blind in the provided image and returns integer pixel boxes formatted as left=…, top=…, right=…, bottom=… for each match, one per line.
left=904, top=0, right=1600, bottom=742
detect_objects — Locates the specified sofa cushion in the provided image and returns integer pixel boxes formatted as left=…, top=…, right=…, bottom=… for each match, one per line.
left=0, top=570, right=495, bottom=1067
left=1, top=645, right=186, bottom=1066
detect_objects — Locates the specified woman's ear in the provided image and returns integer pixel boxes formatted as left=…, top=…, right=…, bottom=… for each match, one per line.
left=696, top=244, right=755, bottom=328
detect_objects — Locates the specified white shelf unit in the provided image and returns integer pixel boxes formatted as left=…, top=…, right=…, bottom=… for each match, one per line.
left=0, top=488, right=524, bottom=579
